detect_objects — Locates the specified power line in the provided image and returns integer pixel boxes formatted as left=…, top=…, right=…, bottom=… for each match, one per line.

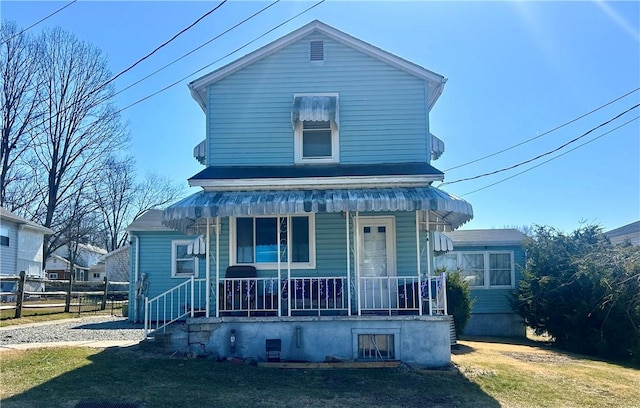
left=17, top=1, right=229, bottom=138
left=113, top=0, right=326, bottom=116
left=111, top=1, right=280, bottom=101
left=444, top=87, right=640, bottom=172
left=439, top=103, right=640, bottom=186
left=3, top=0, right=77, bottom=43
left=98, top=0, right=228, bottom=94
left=21, top=0, right=325, bottom=139
left=459, top=115, right=639, bottom=196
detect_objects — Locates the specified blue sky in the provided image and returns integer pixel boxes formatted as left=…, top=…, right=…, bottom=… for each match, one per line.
left=2, top=1, right=639, bottom=233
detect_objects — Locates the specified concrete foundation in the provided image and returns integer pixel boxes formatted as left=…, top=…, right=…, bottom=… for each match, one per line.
left=161, top=315, right=452, bottom=367
left=463, top=313, right=525, bottom=337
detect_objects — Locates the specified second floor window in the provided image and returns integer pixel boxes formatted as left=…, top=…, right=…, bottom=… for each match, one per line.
left=0, top=226, right=9, bottom=246
left=292, top=94, right=339, bottom=164
left=302, top=121, right=333, bottom=158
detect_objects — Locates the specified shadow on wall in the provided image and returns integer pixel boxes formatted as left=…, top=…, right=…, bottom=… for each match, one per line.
left=2, top=346, right=501, bottom=408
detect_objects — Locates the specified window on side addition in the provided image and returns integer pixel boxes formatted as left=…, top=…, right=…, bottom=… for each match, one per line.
left=171, top=240, right=199, bottom=278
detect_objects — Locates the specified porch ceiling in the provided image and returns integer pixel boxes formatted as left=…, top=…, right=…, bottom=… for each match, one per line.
left=162, top=186, right=473, bottom=232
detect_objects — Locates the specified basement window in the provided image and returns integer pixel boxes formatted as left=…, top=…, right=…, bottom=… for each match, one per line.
left=310, top=40, right=324, bottom=61
left=358, top=334, right=395, bottom=360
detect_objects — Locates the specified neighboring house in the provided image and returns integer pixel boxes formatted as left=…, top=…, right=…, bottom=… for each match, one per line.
left=46, top=243, right=107, bottom=281
left=605, top=221, right=640, bottom=246
left=104, top=245, right=130, bottom=282
left=89, top=261, right=106, bottom=282
left=436, top=229, right=527, bottom=337
left=0, top=207, right=54, bottom=293
left=44, top=254, right=89, bottom=281
left=129, top=21, right=474, bottom=367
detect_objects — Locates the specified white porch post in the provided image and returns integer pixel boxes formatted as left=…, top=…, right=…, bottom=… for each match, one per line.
left=215, top=216, right=220, bottom=318
left=286, top=215, right=292, bottom=317
left=355, top=211, right=361, bottom=316
left=416, top=211, right=423, bottom=316
left=345, top=211, right=351, bottom=316
left=426, top=211, right=433, bottom=316
left=205, top=217, right=210, bottom=318
left=277, top=217, right=282, bottom=317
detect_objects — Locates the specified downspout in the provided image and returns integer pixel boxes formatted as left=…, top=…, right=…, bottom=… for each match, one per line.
left=133, top=235, right=140, bottom=322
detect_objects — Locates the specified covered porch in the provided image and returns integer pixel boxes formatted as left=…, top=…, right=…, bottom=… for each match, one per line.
left=143, top=186, right=472, bottom=335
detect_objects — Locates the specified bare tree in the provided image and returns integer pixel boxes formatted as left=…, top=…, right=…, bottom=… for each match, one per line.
left=93, top=156, right=183, bottom=252
left=0, top=21, right=41, bottom=210
left=25, top=27, right=128, bottom=259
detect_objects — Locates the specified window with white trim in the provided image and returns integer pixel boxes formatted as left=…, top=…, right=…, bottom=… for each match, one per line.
left=292, top=94, right=339, bottom=164
left=172, top=240, right=199, bottom=277
left=48, top=272, right=58, bottom=280
left=231, top=215, right=315, bottom=269
left=434, top=251, right=515, bottom=288
left=0, top=226, right=9, bottom=247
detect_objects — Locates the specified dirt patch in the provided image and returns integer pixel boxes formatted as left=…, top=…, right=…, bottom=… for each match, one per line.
left=455, top=364, right=497, bottom=379
left=500, top=351, right=575, bottom=365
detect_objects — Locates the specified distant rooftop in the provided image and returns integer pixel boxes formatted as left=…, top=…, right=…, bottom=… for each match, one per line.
left=443, top=229, right=527, bottom=246
left=605, top=221, right=640, bottom=245
left=127, top=209, right=174, bottom=232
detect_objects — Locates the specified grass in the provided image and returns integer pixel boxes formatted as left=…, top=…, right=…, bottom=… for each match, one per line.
left=1, top=339, right=638, bottom=408
left=0, top=301, right=127, bottom=326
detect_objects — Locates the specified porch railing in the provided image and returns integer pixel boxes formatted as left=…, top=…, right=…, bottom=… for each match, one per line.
left=358, top=275, right=447, bottom=315
left=218, top=277, right=280, bottom=316
left=287, top=277, right=348, bottom=316
left=144, top=277, right=206, bottom=337
left=145, top=274, right=447, bottom=329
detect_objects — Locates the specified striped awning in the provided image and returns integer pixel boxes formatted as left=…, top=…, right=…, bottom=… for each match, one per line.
left=162, top=186, right=473, bottom=232
left=291, top=96, right=338, bottom=128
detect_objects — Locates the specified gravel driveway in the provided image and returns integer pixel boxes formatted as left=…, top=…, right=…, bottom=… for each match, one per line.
left=0, top=315, right=145, bottom=345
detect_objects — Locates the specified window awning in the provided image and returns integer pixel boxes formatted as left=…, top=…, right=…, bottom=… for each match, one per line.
left=433, top=231, right=454, bottom=252
left=187, top=235, right=206, bottom=256
left=291, top=96, right=338, bottom=128
left=162, top=186, right=473, bottom=232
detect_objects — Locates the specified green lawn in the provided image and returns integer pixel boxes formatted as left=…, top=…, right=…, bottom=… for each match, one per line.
left=1, top=339, right=638, bottom=408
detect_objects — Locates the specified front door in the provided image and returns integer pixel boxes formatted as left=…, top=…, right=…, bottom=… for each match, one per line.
left=358, top=217, right=396, bottom=310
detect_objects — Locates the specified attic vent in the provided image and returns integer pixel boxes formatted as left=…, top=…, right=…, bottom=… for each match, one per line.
left=310, top=40, right=324, bottom=61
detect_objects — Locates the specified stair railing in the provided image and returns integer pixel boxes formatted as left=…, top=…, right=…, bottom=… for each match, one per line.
left=144, top=277, right=206, bottom=338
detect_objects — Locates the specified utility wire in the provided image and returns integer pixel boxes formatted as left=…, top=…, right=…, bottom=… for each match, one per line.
left=439, top=103, right=640, bottom=186
left=98, top=0, right=228, bottom=93
left=3, top=0, right=77, bottom=43
left=113, top=0, right=325, bottom=116
left=444, top=87, right=640, bottom=172
left=17, top=1, right=229, bottom=138
left=460, top=115, right=639, bottom=196
left=110, top=1, right=279, bottom=101
left=21, top=0, right=325, bottom=139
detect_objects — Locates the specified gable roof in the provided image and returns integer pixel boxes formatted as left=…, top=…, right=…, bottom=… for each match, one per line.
left=188, top=20, right=447, bottom=112
left=0, top=207, right=54, bottom=234
left=443, top=229, right=527, bottom=246
left=127, top=209, right=175, bottom=232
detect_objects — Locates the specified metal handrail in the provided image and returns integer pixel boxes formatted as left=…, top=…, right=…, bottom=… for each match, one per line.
left=144, top=277, right=206, bottom=337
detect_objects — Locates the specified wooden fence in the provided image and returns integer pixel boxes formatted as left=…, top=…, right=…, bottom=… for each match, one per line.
left=0, top=271, right=128, bottom=318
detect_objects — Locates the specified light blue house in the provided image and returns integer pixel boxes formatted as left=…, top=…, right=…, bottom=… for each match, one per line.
left=129, top=21, right=474, bottom=367
left=437, top=229, right=527, bottom=337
